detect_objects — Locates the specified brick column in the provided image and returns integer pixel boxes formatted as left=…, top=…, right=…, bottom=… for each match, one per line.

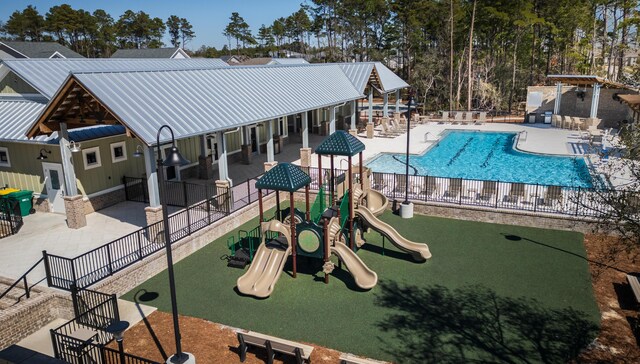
left=198, top=155, right=213, bottom=180
left=299, top=148, right=311, bottom=168
left=64, top=195, right=86, bottom=229
left=241, top=144, right=252, bottom=165
left=215, top=180, right=232, bottom=212
left=366, top=123, right=374, bottom=139
left=144, top=206, right=163, bottom=226
left=264, top=161, right=278, bottom=172
left=348, top=129, right=357, bottom=137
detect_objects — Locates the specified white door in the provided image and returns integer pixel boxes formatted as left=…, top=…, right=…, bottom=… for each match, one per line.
left=42, top=162, right=65, bottom=213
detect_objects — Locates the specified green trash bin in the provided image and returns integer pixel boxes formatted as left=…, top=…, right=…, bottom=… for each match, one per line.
left=8, top=190, right=34, bottom=216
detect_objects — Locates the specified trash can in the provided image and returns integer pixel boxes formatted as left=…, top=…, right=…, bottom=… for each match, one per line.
left=528, top=113, right=537, bottom=123
left=8, top=190, right=35, bottom=216
left=0, top=188, right=19, bottom=197
left=544, top=111, right=552, bottom=124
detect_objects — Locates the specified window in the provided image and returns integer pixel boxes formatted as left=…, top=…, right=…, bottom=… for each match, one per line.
left=110, top=142, right=127, bottom=163
left=0, top=147, right=10, bottom=167
left=82, top=147, right=102, bottom=170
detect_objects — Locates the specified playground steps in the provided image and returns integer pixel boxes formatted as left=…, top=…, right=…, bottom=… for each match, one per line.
left=228, top=249, right=251, bottom=269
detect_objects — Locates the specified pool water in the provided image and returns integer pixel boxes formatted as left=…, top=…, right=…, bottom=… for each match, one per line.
left=366, top=131, right=594, bottom=188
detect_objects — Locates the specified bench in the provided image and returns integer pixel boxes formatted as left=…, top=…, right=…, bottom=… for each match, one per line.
left=340, top=353, right=386, bottom=364
left=237, top=330, right=313, bottom=364
left=627, top=274, right=640, bottom=305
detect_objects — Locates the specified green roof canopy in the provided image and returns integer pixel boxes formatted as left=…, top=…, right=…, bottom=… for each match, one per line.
left=255, top=163, right=311, bottom=192
left=315, top=130, right=365, bottom=156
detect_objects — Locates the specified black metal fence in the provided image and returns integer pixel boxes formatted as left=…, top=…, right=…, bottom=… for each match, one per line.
left=123, top=177, right=218, bottom=208
left=0, top=198, right=23, bottom=238
left=45, top=175, right=271, bottom=291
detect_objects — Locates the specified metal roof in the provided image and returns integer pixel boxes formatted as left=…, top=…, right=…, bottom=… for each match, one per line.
left=0, top=41, right=84, bottom=59
left=0, top=99, right=124, bottom=143
left=255, top=162, right=311, bottom=192
left=546, top=74, right=637, bottom=91
left=315, top=130, right=365, bottom=156
left=0, top=58, right=229, bottom=99
left=373, top=62, right=409, bottom=92
left=39, top=64, right=363, bottom=145
left=111, top=48, right=187, bottom=59
left=271, top=58, right=309, bottom=65
left=337, top=63, right=375, bottom=94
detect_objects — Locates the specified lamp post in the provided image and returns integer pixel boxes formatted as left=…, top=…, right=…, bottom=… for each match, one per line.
left=155, top=125, right=193, bottom=364
left=400, top=89, right=415, bottom=219
left=105, top=320, right=129, bottom=364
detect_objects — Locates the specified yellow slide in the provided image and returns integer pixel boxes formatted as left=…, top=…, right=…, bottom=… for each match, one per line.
left=236, top=221, right=291, bottom=298
left=355, top=205, right=432, bottom=262
left=330, top=241, right=378, bottom=289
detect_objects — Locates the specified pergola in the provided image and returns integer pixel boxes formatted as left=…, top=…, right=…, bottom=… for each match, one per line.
left=546, top=75, right=638, bottom=119
left=619, top=94, right=640, bottom=124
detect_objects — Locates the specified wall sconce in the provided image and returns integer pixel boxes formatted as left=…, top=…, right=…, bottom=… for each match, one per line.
left=36, top=148, right=51, bottom=160
left=133, top=145, right=144, bottom=158
left=69, top=141, right=81, bottom=153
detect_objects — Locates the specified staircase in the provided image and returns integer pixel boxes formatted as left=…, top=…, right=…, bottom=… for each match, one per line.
left=0, top=279, right=44, bottom=310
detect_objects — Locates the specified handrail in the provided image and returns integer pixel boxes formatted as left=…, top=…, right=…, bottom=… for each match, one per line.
left=0, top=256, right=45, bottom=302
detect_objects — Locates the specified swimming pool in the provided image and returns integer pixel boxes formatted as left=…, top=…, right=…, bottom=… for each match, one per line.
left=366, top=131, right=595, bottom=188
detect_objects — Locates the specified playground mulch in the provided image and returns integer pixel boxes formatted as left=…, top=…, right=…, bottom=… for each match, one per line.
left=121, top=211, right=604, bottom=363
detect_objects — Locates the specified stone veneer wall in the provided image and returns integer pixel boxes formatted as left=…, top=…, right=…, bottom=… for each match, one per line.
left=94, top=193, right=277, bottom=296
left=84, top=188, right=127, bottom=214
left=0, top=285, right=73, bottom=350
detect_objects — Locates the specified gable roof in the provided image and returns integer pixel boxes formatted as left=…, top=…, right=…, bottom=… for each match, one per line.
left=0, top=58, right=229, bottom=99
left=111, top=48, right=189, bottom=59
left=335, top=62, right=408, bottom=93
left=0, top=41, right=84, bottom=59
left=29, top=64, right=364, bottom=145
left=271, top=58, right=309, bottom=65
left=239, top=57, right=310, bottom=66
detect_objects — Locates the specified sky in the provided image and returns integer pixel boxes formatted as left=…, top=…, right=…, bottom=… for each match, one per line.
left=0, top=0, right=306, bottom=49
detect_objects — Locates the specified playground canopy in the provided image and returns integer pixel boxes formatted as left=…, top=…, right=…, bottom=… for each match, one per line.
left=314, top=130, right=365, bottom=157
left=255, top=163, right=311, bottom=192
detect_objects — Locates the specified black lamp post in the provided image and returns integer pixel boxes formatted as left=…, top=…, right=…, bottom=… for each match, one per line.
left=156, top=125, right=191, bottom=364
left=105, top=320, right=129, bottom=364
left=404, top=89, right=415, bottom=205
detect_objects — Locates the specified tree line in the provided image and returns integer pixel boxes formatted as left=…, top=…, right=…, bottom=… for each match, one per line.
left=0, top=4, right=195, bottom=57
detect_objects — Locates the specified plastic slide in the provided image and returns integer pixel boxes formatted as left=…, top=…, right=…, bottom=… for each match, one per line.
left=366, top=189, right=389, bottom=216
left=237, top=221, right=291, bottom=298
left=355, top=205, right=432, bottom=261
left=330, top=241, right=378, bottom=289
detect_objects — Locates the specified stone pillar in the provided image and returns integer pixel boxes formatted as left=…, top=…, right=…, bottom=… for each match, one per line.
left=264, top=161, right=278, bottom=172
left=64, top=195, right=86, bottom=229
left=144, top=206, right=163, bottom=226
left=198, top=155, right=213, bottom=179
left=348, top=129, right=357, bottom=137
left=216, top=179, right=232, bottom=212
left=300, top=148, right=311, bottom=168
left=366, top=123, right=374, bottom=139
left=241, top=144, right=252, bottom=164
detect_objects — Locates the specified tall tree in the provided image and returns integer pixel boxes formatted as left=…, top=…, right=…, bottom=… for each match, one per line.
left=116, top=10, right=165, bottom=49
left=5, top=5, right=45, bottom=41
left=223, top=12, right=253, bottom=54
left=167, top=15, right=181, bottom=47
left=179, top=17, right=195, bottom=49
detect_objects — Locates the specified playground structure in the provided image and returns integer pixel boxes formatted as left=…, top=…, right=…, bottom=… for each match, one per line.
left=235, top=131, right=431, bottom=298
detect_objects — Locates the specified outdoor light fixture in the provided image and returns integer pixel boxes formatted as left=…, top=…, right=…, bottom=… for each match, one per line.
left=36, top=148, right=51, bottom=160
left=105, top=320, right=130, bottom=364
left=155, top=124, right=192, bottom=364
left=133, top=145, right=144, bottom=158
left=400, top=88, right=416, bottom=219
left=68, top=140, right=81, bottom=153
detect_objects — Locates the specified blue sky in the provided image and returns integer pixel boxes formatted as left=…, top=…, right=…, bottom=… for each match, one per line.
left=0, top=0, right=306, bottom=49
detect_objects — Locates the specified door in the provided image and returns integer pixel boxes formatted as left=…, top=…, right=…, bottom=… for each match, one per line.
left=250, top=126, right=258, bottom=153
left=42, top=162, right=65, bottom=213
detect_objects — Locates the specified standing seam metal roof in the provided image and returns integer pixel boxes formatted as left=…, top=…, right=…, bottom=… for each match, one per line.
left=337, top=63, right=375, bottom=94
left=65, top=64, right=363, bottom=145
left=0, top=58, right=229, bottom=99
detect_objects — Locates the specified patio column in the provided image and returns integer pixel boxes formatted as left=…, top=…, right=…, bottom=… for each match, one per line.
left=395, top=89, right=400, bottom=113
left=383, top=92, right=389, bottom=117
left=300, top=112, right=311, bottom=168
left=241, top=125, right=251, bottom=165
left=143, top=145, right=162, bottom=226
left=350, top=100, right=357, bottom=130
left=217, top=131, right=230, bottom=183
left=368, top=88, right=373, bottom=124
left=59, top=122, right=86, bottom=229
left=198, top=135, right=212, bottom=179
left=590, top=83, right=601, bottom=118
left=329, top=105, right=336, bottom=134
left=553, top=82, right=562, bottom=114
left=265, top=119, right=277, bottom=171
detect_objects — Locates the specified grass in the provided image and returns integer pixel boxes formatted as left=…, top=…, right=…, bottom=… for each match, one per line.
left=122, top=209, right=600, bottom=363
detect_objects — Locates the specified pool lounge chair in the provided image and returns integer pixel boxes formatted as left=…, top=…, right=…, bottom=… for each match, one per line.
left=371, top=173, right=388, bottom=191
left=452, top=112, right=463, bottom=125
left=379, top=118, right=402, bottom=137
left=551, top=115, right=561, bottom=127
left=562, top=115, right=572, bottom=129
left=462, top=112, right=474, bottom=125
left=503, top=182, right=526, bottom=204
left=393, top=174, right=408, bottom=195
left=413, top=176, right=439, bottom=198
left=542, top=185, right=563, bottom=208
left=443, top=178, right=463, bottom=200
left=475, top=112, right=487, bottom=125
left=438, top=111, right=450, bottom=124
left=477, top=180, right=497, bottom=202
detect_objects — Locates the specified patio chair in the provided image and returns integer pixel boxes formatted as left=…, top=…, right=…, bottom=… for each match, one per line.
left=371, top=173, right=387, bottom=191
left=438, top=111, right=450, bottom=124
left=551, top=115, right=561, bottom=127
left=452, top=112, right=463, bottom=125
left=562, top=115, right=572, bottom=129
left=380, top=118, right=402, bottom=137
left=571, top=117, right=582, bottom=131
left=462, top=112, right=474, bottom=125
left=413, top=176, right=439, bottom=198
left=542, top=185, right=563, bottom=208
left=475, top=111, right=487, bottom=125
left=477, top=180, right=497, bottom=202
left=393, top=174, right=408, bottom=195
left=443, top=178, right=463, bottom=199
left=503, top=182, right=526, bottom=204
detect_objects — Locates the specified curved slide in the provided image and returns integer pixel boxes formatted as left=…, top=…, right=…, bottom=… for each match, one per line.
left=355, top=205, right=432, bottom=261
left=366, top=189, right=389, bottom=216
left=330, top=242, right=378, bottom=290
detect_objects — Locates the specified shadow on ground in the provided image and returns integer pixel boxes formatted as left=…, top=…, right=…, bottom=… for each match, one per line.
left=375, top=281, right=598, bottom=364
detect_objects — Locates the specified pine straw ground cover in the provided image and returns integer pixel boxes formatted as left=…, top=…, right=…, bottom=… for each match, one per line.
left=114, top=212, right=639, bottom=363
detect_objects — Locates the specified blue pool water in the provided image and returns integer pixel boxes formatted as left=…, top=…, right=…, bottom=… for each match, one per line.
left=366, top=131, right=594, bottom=188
